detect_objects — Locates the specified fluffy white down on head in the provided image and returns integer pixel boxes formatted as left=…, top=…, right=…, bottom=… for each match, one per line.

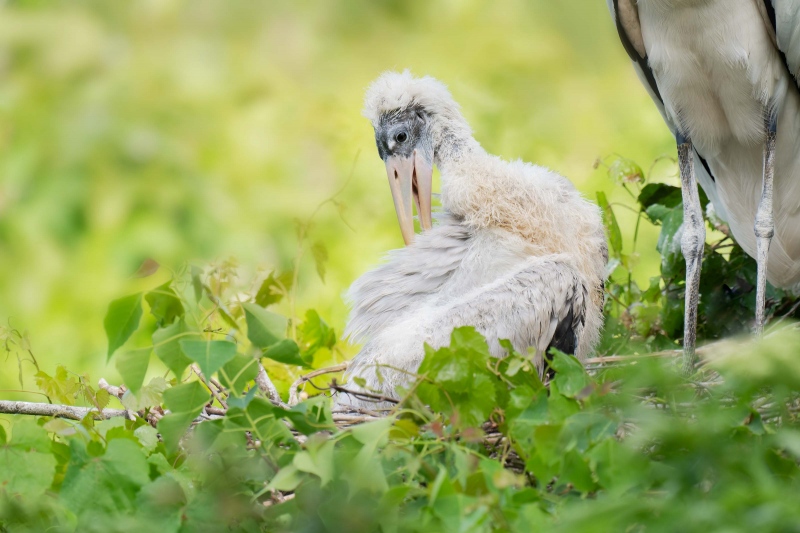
left=363, top=70, right=471, bottom=136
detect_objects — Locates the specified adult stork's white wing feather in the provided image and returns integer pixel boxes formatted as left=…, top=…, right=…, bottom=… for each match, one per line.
left=606, top=0, right=729, bottom=222
left=772, top=1, right=800, bottom=80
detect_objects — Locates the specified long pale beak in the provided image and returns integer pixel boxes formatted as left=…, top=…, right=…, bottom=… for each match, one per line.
left=385, top=149, right=433, bottom=245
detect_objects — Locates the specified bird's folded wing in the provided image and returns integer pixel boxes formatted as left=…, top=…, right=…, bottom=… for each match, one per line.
left=431, top=257, right=589, bottom=362
left=344, top=214, right=471, bottom=343
left=771, top=0, right=800, bottom=86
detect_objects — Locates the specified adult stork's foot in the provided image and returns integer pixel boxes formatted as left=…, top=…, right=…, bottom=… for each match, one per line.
left=677, top=133, right=705, bottom=375
left=754, top=114, right=777, bottom=337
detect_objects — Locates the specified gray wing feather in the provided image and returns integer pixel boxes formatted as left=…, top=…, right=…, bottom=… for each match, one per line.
left=441, top=260, right=588, bottom=362
left=344, top=213, right=471, bottom=344
left=765, top=0, right=800, bottom=83
left=342, top=257, right=590, bottom=407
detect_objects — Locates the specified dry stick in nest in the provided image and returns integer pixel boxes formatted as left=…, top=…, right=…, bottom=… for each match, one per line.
left=288, top=362, right=348, bottom=406
left=327, top=379, right=400, bottom=406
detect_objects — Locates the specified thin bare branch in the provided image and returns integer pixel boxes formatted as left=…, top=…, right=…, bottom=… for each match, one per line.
left=256, top=363, right=287, bottom=408
left=191, top=364, right=228, bottom=409
left=328, top=379, right=399, bottom=405
left=0, top=400, right=131, bottom=421
left=288, top=363, right=348, bottom=406
left=98, top=378, right=125, bottom=399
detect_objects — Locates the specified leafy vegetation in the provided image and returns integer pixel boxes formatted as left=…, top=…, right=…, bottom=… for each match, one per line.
left=596, top=155, right=800, bottom=354
left=2, top=154, right=800, bottom=532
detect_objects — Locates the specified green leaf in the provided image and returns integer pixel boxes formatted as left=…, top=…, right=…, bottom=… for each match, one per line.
left=243, top=302, right=287, bottom=348
left=145, top=281, right=185, bottom=326
left=0, top=445, right=56, bottom=497
left=179, top=339, right=237, bottom=378
left=121, top=377, right=168, bottom=411
left=350, top=417, right=394, bottom=447
left=638, top=182, right=682, bottom=209
left=159, top=381, right=209, bottom=455
left=298, top=309, right=336, bottom=358
left=255, top=271, right=293, bottom=307
left=61, top=439, right=150, bottom=516
left=416, top=328, right=497, bottom=428
left=134, top=425, right=159, bottom=453
left=153, top=319, right=198, bottom=378
left=157, top=413, right=197, bottom=456
left=293, top=435, right=335, bottom=486
left=561, top=449, right=595, bottom=492
left=263, top=338, right=308, bottom=367
left=311, top=241, right=328, bottom=282
left=653, top=206, right=684, bottom=278
left=286, top=396, right=335, bottom=435
left=104, top=293, right=143, bottom=359
left=267, top=464, right=303, bottom=492
left=34, top=365, right=81, bottom=405
left=596, top=191, right=623, bottom=256
left=219, top=353, right=259, bottom=395
left=550, top=351, right=592, bottom=398
left=115, top=347, right=151, bottom=394
left=162, top=381, right=209, bottom=414
left=607, top=155, right=644, bottom=185
left=226, top=398, right=293, bottom=444
left=227, top=384, right=258, bottom=409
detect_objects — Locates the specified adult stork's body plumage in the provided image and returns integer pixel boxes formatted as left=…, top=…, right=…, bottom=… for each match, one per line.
left=608, top=0, right=800, bottom=370
left=336, top=72, right=607, bottom=407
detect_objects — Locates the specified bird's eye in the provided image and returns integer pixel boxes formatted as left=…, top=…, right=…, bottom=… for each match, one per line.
left=395, top=131, right=408, bottom=143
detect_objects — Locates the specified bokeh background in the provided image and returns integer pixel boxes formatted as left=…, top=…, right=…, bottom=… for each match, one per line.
left=0, top=0, right=676, bottom=393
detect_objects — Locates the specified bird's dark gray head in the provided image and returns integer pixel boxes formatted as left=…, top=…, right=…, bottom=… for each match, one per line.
left=373, top=104, right=432, bottom=163
left=363, top=71, right=471, bottom=245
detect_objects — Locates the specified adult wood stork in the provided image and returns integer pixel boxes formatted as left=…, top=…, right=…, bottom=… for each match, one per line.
left=336, top=72, right=607, bottom=408
left=608, top=0, right=800, bottom=371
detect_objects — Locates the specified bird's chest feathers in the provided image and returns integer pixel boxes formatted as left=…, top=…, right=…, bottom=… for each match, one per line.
left=639, top=0, right=782, bottom=152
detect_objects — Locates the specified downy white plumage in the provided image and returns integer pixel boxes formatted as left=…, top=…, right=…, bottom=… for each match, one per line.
left=608, top=0, right=800, bottom=370
left=336, top=72, right=607, bottom=408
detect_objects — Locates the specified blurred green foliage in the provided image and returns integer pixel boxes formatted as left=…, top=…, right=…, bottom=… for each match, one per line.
left=0, top=0, right=673, bottom=391
left=3, top=295, right=800, bottom=531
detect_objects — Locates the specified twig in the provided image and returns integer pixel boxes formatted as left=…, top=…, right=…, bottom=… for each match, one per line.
left=256, top=363, right=287, bottom=408
left=0, top=400, right=130, bottom=421
left=328, top=379, right=399, bottom=405
left=98, top=378, right=125, bottom=399
left=288, top=363, right=348, bottom=406
left=191, top=364, right=228, bottom=409
left=585, top=352, right=679, bottom=365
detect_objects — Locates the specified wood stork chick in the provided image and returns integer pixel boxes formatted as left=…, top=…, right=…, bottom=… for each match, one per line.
left=608, top=0, right=800, bottom=372
left=336, top=72, right=607, bottom=408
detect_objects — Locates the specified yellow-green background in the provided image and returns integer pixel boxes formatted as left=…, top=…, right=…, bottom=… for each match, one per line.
left=0, top=0, right=675, bottom=394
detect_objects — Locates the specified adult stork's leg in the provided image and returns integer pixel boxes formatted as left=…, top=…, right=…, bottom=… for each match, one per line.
left=677, top=133, right=705, bottom=375
left=754, top=113, right=777, bottom=336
